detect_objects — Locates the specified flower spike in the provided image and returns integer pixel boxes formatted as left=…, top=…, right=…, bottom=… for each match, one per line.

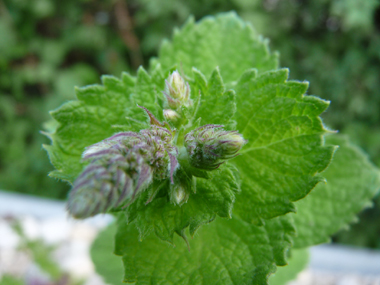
left=68, top=119, right=179, bottom=218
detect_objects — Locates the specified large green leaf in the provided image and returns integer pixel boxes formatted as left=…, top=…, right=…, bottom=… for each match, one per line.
left=269, top=249, right=309, bottom=285
left=292, top=135, right=380, bottom=248
left=126, top=164, right=239, bottom=244
left=153, top=12, right=278, bottom=83
left=115, top=214, right=295, bottom=285
left=91, top=222, right=124, bottom=285
left=190, top=67, right=236, bottom=128
left=43, top=66, right=166, bottom=183
left=231, top=69, right=336, bottom=225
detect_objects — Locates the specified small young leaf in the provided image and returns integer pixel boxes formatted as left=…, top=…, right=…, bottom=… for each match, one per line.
left=115, top=214, right=295, bottom=285
left=125, top=164, right=239, bottom=243
left=292, top=135, right=380, bottom=248
left=231, top=69, right=336, bottom=224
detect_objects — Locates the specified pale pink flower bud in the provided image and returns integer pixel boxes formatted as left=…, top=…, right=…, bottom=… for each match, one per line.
left=163, top=71, right=192, bottom=109
left=164, top=109, right=181, bottom=123
left=184, top=125, right=246, bottom=170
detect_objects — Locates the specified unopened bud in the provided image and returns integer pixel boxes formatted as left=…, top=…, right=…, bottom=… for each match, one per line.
left=164, top=109, right=180, bottom=123
left=184, top=125, right=246, bottom=170
left=166, top=71, right=188, bottom=99
left=169, top=182, right=190, bottom=206
left=173, top=185, right=188, bottom=205
left=164, top=71, right=192, bottom=109
left=218, top=133, right=246, bottom=157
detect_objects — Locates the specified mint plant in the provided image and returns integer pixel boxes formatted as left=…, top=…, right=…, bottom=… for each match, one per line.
left=44, top=12, right=380, bottom=285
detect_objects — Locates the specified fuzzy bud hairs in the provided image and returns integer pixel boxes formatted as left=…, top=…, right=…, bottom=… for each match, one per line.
left=67, top=126, right=178, bottom=219
left=184, top=124, right=246, bottom=171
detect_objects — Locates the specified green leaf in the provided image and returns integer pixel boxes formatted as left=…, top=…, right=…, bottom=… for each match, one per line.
left=133, top=65, right=166, bottom=122
left=91, top=221, right=124, bottom=285
left=44, top=66, right=166, bottom=183
left=126, top=164, right=239, bottom=243
left=115, top=214, right=295, bottom=285
left=269, top=249, right=309, bottom=285
left=154, top=12, right=278, bottom=83
left=231, top=69, right=336, bottom=225
left=190, top=67, right=236, bottom=128
left=292, top=135, right=380, bottom=248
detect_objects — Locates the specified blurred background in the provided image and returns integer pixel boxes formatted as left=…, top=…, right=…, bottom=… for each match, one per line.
left=0, top=0, right=380, bottom=255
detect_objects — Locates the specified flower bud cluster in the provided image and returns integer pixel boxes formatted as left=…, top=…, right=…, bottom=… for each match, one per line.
left=67, top=101, right=246, bottom=217
left=184, top=124, right=246, bottom=170
left=68, top=126, right=178, bottom=218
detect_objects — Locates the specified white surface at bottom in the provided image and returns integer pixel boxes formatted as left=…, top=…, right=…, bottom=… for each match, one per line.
left=1, top=190, right=380, bottom=281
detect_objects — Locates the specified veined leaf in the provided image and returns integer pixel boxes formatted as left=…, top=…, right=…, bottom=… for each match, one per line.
left=190, top=67, right=236, bottom=128
left=231, top=69, right=336, bottom=225
left=292, top=135, right=380, bottom=248
left=153, top=12, right=278, bottom=83
left=115, top=214, right=295, bottom=285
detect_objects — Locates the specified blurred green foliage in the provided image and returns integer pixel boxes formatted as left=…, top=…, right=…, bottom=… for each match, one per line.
left=0, top=0, right=128, bottom=199
left=3, top=220, right=84, bottom=284
left=0, top=274, right=24, bottom=285
left=0, top=0, right=379, bottom=247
